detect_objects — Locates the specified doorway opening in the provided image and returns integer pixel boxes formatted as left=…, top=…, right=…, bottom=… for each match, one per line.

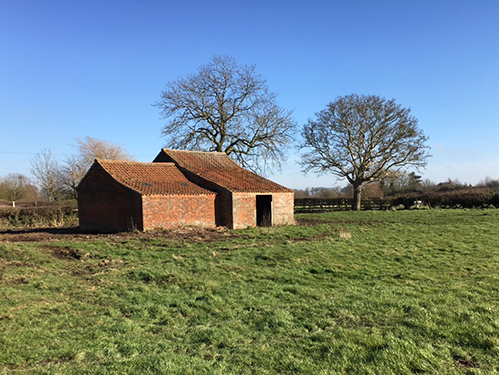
left=256, top=195, right=272, bottom=227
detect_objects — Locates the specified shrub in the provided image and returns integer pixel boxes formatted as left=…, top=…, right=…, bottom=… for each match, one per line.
left=0, top=203, right=78, bottom=229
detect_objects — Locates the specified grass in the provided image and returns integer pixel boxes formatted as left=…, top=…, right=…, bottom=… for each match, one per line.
left=1, top=209, right=499, bottom=374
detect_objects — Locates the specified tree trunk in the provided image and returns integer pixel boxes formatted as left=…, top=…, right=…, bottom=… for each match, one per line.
left=352, top=183, right=363, bottom=211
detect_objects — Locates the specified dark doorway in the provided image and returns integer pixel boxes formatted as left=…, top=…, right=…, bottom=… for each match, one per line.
left=256, top=195, right=272, bottom=227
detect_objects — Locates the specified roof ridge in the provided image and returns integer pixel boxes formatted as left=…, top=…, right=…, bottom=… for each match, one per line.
left=97, top=159, right=175, bottom=166
left=162, top=148, right=224, bottom=155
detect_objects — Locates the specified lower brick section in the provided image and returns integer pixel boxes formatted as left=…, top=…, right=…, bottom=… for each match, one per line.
left=142, top=194, right=216, bottom=230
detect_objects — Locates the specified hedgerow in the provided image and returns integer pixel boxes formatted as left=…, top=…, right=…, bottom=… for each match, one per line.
left=389, top=188, right=499, bottom=209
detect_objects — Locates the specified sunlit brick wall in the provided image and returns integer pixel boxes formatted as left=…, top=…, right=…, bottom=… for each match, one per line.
left=272, top=192, right=295, bottom=225
left=142, top=194, right=216, bottom=230
left=232, top=193, right=256, bottom=229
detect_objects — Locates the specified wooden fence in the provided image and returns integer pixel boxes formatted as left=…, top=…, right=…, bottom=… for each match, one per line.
left=0, top=200, right=60, bottom=208
left=294, top=197, right=387, bottom=213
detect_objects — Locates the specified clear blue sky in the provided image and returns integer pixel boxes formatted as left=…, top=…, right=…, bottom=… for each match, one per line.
left=1, top=0, right=498, bottom=189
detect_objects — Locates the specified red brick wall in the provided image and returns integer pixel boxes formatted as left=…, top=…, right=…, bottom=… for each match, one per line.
left=272, top=192, right=295, bottom=225
left=166, top=167, right=233, bottom=227
left=142, top=194, right=216, bottom=230
left=232, top=193, right=256, bottom=229
left=78, top=165, right=143, bottom=232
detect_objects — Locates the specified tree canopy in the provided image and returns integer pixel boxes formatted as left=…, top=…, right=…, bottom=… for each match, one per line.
left=154, top=55, right=296, bottom=174
left=300, top=94, right=431, bottom=210
left=0, top=173, right=38, bottom=203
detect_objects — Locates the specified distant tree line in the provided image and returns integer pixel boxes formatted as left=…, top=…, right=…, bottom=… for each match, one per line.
left=294, top=172, right=499, bottom=202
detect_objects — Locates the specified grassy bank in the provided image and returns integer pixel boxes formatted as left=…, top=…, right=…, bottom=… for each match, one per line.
left=1, top=210, right=499, bottom=374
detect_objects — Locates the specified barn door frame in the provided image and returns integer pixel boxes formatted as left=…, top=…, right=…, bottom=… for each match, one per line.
left=256, top=195, right=272, bottom=227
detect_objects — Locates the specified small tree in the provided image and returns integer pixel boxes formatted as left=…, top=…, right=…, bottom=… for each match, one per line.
left=154, top=55, right=296, bottom=174
left=30, top=149, right=65, bottom=201
left=62, top=137, right=135, bottom=198
left=300, top=94, right=430, bottom=210
left=381, top=171, right=424, bottom=195
left=0, top=173, right=34, bottom=205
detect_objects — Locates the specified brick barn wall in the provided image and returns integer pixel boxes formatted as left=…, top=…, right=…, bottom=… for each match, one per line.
left=272, top=192, right=295, bottom=225
left=78, top=166, right=143, bottom=232
left=163, top=166, right=233, bottom=228
left=232, top=193, right=256, bottom=229
left=230, top=192, right=295, bottom=229
left=142, top=194, right=216, bottom=230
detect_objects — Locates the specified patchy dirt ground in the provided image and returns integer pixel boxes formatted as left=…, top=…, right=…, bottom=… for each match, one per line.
left=0, top=226, right=236, bottom=243
left=0, top=218, right=327, bottom=243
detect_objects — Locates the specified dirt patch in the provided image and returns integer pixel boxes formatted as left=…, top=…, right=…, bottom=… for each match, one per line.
left=49, top=246, right=84, bottom=260
left=455, top=357, right=479, bottom=369
left=0, top=226, right=238, bottom=243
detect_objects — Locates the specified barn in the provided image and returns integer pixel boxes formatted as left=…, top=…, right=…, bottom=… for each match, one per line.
left=77, top=149, right=294, bottom=232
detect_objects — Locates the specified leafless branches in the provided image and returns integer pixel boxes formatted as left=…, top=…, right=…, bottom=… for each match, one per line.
left=300, top=94, right=431, bottom=210
left=154, top=55, right=296, bottom=174
left=30, top=149, right=65, bottom=201
left=30, top=138, right=135, bottom=200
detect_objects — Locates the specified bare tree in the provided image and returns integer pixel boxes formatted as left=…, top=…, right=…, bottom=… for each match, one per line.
left=0, top=173, right=34, bottom=205
left=154, top=55, right=296, bottom=174
left=477, top=176, right=499, bottom=189
left=72, top=136, right=135, bottom=168
left=62, top=136, right=135, bottom=197
left=60, top=154, right=88, bottom=199
left=300, top=94, right=431, bottom=210
left=30, top=149, right=65, bottom=201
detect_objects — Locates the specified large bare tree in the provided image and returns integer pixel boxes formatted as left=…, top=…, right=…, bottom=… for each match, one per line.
left=154, top=55, right=296, bottom=174
left=300, top=94, right=431, bottom=210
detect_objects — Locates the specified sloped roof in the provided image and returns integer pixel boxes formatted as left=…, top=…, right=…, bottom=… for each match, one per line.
left=155, top=149, right=293, bottom=193
left=93, top=160, right=215, bottom=196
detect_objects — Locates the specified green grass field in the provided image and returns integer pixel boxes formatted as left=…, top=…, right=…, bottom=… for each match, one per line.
left=1, top=210, right=499, bottom=374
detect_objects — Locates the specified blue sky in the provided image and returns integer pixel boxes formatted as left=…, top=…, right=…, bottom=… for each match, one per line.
left=1, top=0, right=498, bottom=189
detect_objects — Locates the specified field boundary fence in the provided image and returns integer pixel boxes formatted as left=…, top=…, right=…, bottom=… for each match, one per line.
left=294, top=197, right=387, bottom=213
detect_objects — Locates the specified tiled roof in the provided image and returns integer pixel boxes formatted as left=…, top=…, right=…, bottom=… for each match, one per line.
left=96, top=160, right=215, bottom=196
left=156, top=149, right=293, bottom=193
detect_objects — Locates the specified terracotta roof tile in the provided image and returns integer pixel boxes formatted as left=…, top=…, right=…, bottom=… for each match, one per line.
left=96, top=160, right=215, bottom=196
left=157, top=149, right=293, bottom=193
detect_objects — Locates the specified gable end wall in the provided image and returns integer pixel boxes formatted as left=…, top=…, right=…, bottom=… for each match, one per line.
left=78, top=165, right=143, bottom=232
